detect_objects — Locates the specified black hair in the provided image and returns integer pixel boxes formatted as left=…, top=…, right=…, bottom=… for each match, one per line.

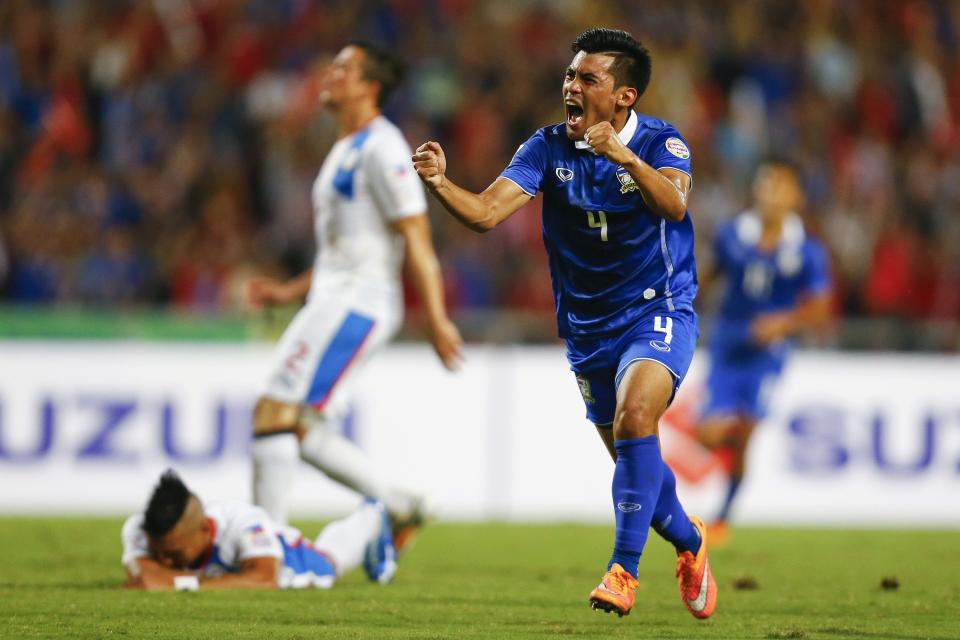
left=142, top=469, right=192, bottom=538
left=572, top=28, right=652, bottom=99
left=348, top=40, right=406, bottom=108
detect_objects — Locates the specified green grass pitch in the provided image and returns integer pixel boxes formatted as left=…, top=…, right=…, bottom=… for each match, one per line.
left=1, top=518, right=957, bottom=639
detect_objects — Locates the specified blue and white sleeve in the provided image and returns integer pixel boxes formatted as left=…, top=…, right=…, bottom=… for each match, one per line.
left=499, top=130, right=548, bottom=197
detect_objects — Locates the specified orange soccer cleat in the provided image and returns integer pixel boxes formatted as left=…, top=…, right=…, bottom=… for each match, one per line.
left=588, top=563, right=639, bottom=617
left=676, top=516, right=718, bottom=619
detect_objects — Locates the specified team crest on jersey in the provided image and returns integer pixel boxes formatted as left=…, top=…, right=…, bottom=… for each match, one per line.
left=575, top=375, right=595, bottom=404
left=665, top=137, right=690, bottom=159
left=617, top=170, right=638, bottom=194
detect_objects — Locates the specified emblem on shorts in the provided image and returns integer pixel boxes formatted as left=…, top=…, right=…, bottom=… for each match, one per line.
left=650, top=340, right=671, bottom=352
left=556, top=167, right=574, bottom=183
left=617, top=171, right=638, bottom=194
left=575, top=375, right=595, bottom=404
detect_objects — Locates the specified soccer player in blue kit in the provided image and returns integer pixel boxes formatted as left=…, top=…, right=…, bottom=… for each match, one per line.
left=697, top=158, right=831, bottom=544
left=413, top=28, right=716, bottom=619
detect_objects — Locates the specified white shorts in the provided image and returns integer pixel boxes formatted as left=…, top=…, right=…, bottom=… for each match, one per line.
left=261, top=286, right=401, bottom=418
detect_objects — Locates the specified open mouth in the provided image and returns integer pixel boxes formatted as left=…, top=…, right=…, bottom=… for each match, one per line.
left=565, top=102, right=584, bottom=127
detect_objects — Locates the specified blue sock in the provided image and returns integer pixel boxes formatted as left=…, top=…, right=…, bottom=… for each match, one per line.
left=717, top=474, right=742, bottom=523
left=652, top=461, right=701, bottom=555
left=608, top=436, right=663, bottom=579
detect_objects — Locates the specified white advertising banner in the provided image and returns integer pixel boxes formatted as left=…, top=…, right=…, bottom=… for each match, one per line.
left=0, top=341, right=957, bottom=525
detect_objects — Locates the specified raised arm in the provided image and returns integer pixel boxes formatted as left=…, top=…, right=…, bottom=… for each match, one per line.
left=412, top=141, right=532, bottom=233
left=583, top=122, right=690, bottom=222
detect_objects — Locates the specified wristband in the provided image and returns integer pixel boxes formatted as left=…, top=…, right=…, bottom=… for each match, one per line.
left=174, top=575, right=200, bottom=592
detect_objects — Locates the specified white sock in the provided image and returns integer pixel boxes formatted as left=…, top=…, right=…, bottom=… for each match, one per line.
left=251, top=433, right=300, bottom=525
left=314, top=502, right=381, bottom=575
left=298, top=413, right=419, bottom=520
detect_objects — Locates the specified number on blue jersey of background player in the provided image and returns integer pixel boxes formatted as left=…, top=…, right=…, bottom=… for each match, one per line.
left=412, top=27, right=716, bottom=620
left=696, top=157, right=832, bottom=545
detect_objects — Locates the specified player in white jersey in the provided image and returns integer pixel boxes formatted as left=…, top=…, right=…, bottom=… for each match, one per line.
left=122, top=470, right=397, bottom=590
left=247, top=42, right=462, bottom=539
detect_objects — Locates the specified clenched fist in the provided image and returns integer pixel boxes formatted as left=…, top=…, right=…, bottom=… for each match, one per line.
left=583, top=121, right=635, bottom=166
left=412, top=141, right=447, bottom=190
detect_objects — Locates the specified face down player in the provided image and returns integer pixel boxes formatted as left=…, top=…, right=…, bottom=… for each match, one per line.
left=122, top=470, right=398, bottom=590
left=412, top=28, right=716, bottom=619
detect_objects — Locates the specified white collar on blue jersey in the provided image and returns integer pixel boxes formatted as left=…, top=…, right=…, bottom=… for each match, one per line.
left=735, top=210, right=805, bottom=248
left=574, top=110, right=638, bottom=152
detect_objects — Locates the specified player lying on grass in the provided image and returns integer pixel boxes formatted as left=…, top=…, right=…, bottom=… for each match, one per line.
left=121, top=470, right=396, bottom=590
left=413, top=27, right=716, bottom=619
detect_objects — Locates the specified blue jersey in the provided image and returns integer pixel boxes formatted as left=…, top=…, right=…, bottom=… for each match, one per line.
left=500, top=111, right=697, bottom=338
left=710, top=211, right=830, bottom=366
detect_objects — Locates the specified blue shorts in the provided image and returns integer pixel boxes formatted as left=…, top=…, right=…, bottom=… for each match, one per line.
left=701, top=356, right=783, bottom=422
left=565, top=308, right=699, bottom=426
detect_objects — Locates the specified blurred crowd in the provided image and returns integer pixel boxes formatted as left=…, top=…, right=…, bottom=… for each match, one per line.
left=1, top=0, right=959, bottom=345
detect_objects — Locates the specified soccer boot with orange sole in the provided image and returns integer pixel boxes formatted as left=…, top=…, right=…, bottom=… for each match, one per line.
left=676, top=515, right=717, bottom=618
left=588, top=562, right=639, bottom=617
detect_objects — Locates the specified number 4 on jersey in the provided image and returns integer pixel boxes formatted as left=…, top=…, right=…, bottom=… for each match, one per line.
left=586, top=211, right=608, bottom=241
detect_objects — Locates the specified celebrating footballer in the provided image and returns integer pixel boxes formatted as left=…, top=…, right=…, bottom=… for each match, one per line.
left=413, top=27, right=716, bottom=619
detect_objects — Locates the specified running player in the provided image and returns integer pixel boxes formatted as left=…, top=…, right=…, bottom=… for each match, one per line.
left=248, top=42, right=463, bottom=542
left=697, top=158, right=831, bottom=544
left=122, top=470, right=397, bottom=590
left=413, top=28, right=715, bottom=619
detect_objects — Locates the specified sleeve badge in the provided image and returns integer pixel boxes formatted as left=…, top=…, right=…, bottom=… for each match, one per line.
left=665, top=137, right=690, bottom=159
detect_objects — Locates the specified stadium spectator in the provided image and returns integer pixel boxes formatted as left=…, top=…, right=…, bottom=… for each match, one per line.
left=0, top=0, right=957, bottom=347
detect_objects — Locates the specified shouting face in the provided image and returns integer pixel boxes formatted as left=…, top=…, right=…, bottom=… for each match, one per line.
left=562, top=51, right=636, bottom=140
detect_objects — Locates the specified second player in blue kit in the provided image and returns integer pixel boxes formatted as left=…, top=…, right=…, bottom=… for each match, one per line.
left=412, top=27, right=716, bottom=619
left=697, top=158, right=832, bottom=544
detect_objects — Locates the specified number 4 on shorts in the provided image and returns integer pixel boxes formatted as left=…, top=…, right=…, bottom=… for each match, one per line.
left=654, top=316, right=673, bottom=344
